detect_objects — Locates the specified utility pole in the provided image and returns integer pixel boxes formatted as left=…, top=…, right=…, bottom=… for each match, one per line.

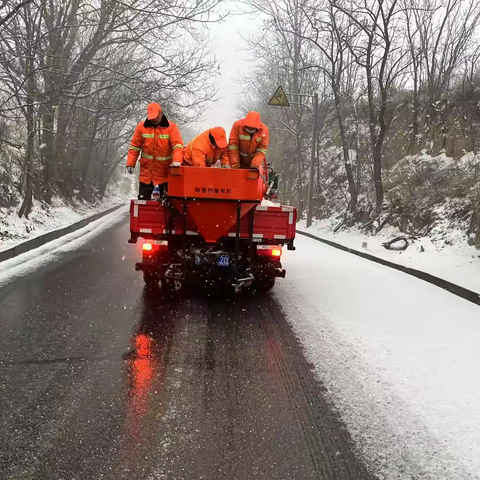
left=268, top=86, right=319, bottom=228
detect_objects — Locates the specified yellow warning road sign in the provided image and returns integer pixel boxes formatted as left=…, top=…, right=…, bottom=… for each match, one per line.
left=268, top=86, right=290, bottom=107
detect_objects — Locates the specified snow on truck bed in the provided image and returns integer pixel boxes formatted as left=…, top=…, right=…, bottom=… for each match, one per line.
left=277, top=235, right=480, bottom=480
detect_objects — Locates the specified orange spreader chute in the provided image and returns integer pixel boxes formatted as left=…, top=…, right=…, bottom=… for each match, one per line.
left=170, top=199, right=257, bottom=244
left=168, top=166, right=266, bottom=244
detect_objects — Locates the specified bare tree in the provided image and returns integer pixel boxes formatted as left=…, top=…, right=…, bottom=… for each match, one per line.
left=333, top=0, right=409, bottom=210
left=300, top=0, right=359, bottom=211
left=0, top=0, right=33, bottom=28
left=0, top=0, right=223, bottom=216
left=242, top=0, right=325, bottom=212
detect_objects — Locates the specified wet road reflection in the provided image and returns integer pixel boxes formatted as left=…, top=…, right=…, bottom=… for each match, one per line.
left=126, top=288, right=175, bottom=415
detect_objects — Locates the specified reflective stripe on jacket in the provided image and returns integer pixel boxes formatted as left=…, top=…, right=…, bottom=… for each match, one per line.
left=127, top=115, right=184, bottom=185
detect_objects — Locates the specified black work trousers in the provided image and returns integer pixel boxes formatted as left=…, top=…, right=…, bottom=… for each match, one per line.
left=138, top=182, right=168, bottom=200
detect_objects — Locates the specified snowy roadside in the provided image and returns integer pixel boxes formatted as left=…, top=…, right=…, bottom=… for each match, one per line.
left=0, top=193, right=128, bottom=253
left=0, top=205, right=128, bottom=288
left=277, top=235, right=480, bottom=480
left=297, top=219, right=480, bottom=295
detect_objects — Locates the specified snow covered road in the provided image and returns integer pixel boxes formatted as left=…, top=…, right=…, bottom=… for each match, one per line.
left=277, top=235, right=480, bottom=480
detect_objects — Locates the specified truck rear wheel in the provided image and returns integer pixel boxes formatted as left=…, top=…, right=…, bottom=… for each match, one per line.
left=252, top=274, right=276, bottom=293
left=143, top=271, right=160, bottom=287
left=160, top=277, right=174, bottom=293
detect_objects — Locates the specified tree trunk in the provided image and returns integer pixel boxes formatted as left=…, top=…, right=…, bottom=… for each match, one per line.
left=373, top=146, right=383, bottom=210
left=40, top=105, right=55, bottom=203
left=80, top=116, right=100, bottom=202
left=18, top=3, right=35, bottom=218
left=333, top=89, right=357, bottom=211
left=18, top=116, right=34, bottom=218
left=98, top=157, right=123, bottom=200
left=410, top=67, right=420, bottom=154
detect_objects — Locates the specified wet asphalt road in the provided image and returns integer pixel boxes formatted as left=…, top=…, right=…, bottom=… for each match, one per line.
left=0, top=214, right=373, bottom=480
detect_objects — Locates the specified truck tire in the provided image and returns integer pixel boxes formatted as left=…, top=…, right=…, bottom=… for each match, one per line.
left=160, top=277, right=173, bottom=293
left=252, top=274, right=276, bottom=293
left=143, top=271, right=160, bottom=287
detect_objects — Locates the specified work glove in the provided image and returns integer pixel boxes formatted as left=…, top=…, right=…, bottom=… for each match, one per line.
left=126, top=167, right=134, bottom=174
left=170, top=162, right=181, bottom=167
left=221, top=164, right=231, bottom=169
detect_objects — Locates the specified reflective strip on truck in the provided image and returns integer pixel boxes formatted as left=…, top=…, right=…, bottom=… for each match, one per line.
left=228, top=233, right=262, bottom=238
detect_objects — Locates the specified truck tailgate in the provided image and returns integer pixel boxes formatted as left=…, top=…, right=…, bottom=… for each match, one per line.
left=226, top=205, right=296, bottom=240
left=130, top=200, right=296, bottom=241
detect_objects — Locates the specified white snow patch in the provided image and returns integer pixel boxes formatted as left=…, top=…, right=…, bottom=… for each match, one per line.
left=261, top=199, right=279, bottom=207
left=277, top=235, right=480, bottom=479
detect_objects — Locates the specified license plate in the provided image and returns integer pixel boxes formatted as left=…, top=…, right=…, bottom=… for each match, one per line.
left=217, top=255, right=229, bottom=267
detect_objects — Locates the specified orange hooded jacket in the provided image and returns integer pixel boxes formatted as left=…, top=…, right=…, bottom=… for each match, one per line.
left=127, top=115, right=184, bottom=185
left=228, top=112, right=269, bottom=169
left=184, top=128, right=229, bottom=167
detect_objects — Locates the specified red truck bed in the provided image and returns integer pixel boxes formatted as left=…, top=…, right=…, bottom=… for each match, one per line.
left=130, top=200, right=296, bottom=243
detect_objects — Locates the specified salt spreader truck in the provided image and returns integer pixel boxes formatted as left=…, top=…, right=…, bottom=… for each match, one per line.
left=128, top=164, right=296, bottom=293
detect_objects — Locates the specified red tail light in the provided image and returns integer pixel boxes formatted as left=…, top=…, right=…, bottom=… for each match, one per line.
left=142, top=240, right=168, bottom=252
left=257, top=245, right=282, bottom=258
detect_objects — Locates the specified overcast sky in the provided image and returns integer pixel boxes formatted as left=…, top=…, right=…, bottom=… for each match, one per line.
left=197, top=3, right=261, bottom=134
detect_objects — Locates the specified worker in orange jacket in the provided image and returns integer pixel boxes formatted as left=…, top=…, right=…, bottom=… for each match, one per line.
left=184, top=127, right=230, bottom=167
left=126, top=102, right=184, bottom=199
left=228, top=111, right=269, bottom=169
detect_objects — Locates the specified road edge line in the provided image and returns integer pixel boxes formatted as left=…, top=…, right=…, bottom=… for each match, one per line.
left=0, top=204, right=126, bottom=264
left=297, top=230, right=480, bottom=307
